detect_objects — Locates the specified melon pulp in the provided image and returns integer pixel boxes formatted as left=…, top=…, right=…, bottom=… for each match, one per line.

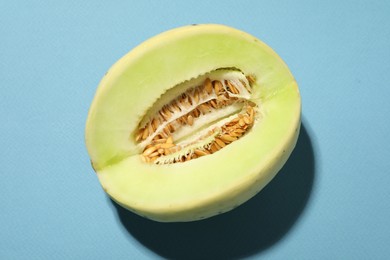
left=85, top=24, right=301, bottom=222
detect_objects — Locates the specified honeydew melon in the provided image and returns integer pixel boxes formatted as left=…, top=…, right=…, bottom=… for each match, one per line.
left=85, top=24, right=301, bottom=222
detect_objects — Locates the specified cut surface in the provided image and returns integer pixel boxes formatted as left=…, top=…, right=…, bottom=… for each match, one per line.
left=85, top=24, right=301, bottom=222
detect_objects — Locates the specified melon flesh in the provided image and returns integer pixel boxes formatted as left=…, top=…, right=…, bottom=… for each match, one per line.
left=85, top=24, right=301, bottom=222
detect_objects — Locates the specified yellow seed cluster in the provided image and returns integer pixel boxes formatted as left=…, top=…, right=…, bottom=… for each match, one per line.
left=137, top=76, right=256, bottom=164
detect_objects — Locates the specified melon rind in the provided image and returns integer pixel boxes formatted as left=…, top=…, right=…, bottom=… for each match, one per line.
left=85, top=24, right=301, bottom=222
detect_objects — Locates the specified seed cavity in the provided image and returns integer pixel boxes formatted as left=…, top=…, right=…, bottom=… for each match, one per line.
left=134, top=69, right=258, bottom=164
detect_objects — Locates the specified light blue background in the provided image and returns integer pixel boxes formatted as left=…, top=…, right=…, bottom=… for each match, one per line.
left=1, top=1, right=389, bottom=259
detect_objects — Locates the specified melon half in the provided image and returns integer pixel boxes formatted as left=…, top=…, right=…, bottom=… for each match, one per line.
left=85, top=24, right=301, bottom=222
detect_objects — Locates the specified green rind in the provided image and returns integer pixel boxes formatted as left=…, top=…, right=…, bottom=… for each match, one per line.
left=85, top=24, right=301, bottom=222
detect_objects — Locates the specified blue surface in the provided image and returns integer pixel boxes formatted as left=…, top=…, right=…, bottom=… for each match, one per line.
left=1, top=1, right=389, bottom=259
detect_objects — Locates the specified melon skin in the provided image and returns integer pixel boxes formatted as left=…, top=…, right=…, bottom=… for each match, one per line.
left=85, top=24, right=301, bottom=222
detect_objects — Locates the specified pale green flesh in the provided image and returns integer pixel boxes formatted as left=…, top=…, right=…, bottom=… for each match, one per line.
left=85, top=24, right=301, bottom=222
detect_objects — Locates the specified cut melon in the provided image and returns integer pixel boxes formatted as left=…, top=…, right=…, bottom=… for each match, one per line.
left=85, top=24, right=301, bottom=222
